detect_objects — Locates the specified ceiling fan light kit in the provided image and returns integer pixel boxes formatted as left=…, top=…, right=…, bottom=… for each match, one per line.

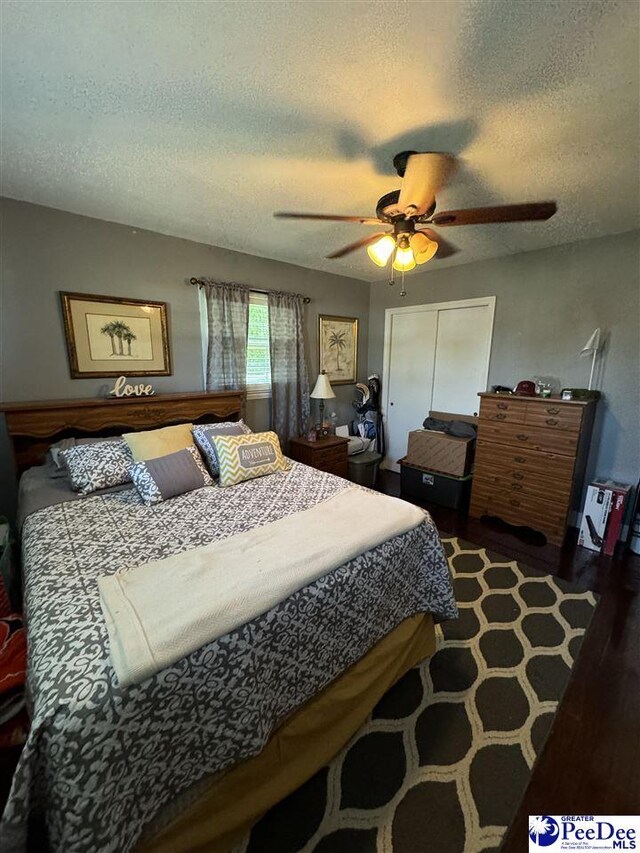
left=274, top=150, right=557, bottom=293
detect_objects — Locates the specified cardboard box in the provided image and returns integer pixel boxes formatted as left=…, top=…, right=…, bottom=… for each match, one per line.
left=578, top=480, right=631, bottom=554
left=599, top=481, right=632, bottom=556
left=405, top=410, right=477, bottom=478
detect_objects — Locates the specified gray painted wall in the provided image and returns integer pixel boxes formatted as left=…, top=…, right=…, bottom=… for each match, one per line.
left=368, top=229, right=640, bottom=492
left=0, top=198, right=370, bottom=518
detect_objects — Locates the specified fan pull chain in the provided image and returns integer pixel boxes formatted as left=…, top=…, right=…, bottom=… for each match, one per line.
left=400, top=269, right=406, bottom=298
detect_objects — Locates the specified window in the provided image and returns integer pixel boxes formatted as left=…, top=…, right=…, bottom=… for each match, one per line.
left=246, top=292, right=271, bottom=398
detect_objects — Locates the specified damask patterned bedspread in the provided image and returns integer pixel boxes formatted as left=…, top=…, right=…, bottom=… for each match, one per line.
left=0, top=462, right=456, bottom=853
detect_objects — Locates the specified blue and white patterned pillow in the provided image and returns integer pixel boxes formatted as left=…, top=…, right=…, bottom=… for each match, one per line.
left=131, top=445, right=213, bottom=506
left=60, top=440, right=134, bottom=495
left=192, top=420, right=252, bottom=477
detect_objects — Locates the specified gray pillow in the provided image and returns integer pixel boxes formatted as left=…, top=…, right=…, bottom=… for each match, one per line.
left=49, top=435, right=122, bottom=478
left=192, top=420, right=252, bottom=477
left=60, top=439, right=134, bottom=495
left=131, top=445, right=213, bottom=506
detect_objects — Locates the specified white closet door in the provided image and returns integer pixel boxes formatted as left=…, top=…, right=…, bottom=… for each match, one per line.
left=383, top=296, right=495, bottom=472
left=431, top=304, right=494, bottom=416
left=385, top=310, right=438, bottom=472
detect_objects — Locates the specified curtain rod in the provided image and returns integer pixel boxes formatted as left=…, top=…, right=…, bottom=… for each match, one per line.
left=189, top=277, right=311, bottom=304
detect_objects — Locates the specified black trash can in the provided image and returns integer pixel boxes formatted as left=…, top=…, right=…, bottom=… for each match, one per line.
left=348, top=451, right=382, bottom=488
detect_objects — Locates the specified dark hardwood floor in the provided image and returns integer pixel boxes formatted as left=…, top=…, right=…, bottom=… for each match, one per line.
left=1, top=472, right=638, bottom=847
left=378, top=469, right=640, bottom=845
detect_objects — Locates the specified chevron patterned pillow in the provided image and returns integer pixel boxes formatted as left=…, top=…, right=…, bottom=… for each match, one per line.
left=213, top=431, right=291, bottom=487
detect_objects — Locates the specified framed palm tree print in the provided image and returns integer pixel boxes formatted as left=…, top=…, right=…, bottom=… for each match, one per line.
left=60, top=292, right=171, bottom=378
left=318, top=314, right=358, bottom=385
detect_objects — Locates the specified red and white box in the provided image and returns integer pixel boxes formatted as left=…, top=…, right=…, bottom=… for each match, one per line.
left=578, top=481, right=632, bottom=554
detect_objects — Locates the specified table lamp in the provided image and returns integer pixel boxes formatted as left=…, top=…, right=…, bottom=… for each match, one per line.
left=310, top=371, right=335, bottom=429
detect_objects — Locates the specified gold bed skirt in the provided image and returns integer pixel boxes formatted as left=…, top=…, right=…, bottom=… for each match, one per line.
left=138, top=613, right=436, bottom=853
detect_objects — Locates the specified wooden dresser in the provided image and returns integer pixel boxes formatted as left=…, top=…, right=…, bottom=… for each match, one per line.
left=470, top=393, right=597, bottom=545
left=287, top=436, right=349, bottom=478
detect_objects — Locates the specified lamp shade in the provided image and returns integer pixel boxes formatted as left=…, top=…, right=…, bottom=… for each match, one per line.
left=410, top=231, right=438, bottom=264
left=310, top=372, right=336, bottom=399
left=580, top=328, right=601, bottom=356
left=367, top=234, right=395, bottom=267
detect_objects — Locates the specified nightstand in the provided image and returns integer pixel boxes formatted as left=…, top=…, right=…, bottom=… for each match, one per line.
left=288, top=436, right=349, bottom=478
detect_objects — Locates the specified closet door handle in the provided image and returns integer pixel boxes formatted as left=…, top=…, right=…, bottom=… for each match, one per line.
left=514, top=455, right=526, bottom=463
left=513, top=471, right=524, bottom=480
left=546, top=418, right=558, bottom=426
left=495, top=413, right=506, bottom=420
left=516, top=434, right=529, bottom=442
left=497, top=402, right=508, bottom=410
left=547, top=407, right=560, bottom=415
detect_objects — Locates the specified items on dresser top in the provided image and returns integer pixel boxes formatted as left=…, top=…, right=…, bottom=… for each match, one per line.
left=288, top=435, right=350, bottom=478
left=123, top=422, right=194, bottom=460
left=470, top=392, right=597, bottom=546
left=131, top=445, right=213, bottom=506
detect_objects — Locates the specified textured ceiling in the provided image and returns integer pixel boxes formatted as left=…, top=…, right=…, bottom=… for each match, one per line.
left=1, top=0, right=639, bottom=281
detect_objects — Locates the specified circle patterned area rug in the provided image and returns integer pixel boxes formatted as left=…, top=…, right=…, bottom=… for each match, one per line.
left=239, top=536, right=598, bottom=853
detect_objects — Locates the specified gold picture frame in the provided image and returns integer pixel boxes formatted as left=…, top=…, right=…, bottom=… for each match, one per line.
left=60, top=292, right=172, bottom=378
left=318, top=314, right=358, bottom=385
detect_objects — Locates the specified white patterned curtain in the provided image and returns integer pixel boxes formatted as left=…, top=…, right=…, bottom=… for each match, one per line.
left=202, top=281, right=251, bottom=392
left=267, top=291, right=310, bottom=445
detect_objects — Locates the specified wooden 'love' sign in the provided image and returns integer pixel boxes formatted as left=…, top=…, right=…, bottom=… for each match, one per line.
left=108, top=375, right=156, bottom=398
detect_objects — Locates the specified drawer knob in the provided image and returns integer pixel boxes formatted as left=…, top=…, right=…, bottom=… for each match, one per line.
left=546, top=418, right=559, bottom=426
left=516, top=434, right=529, bottom=442
left=511, top=483, right=523, bottom=491
left=547, top=407, right=560, bottom=415
left=514, top=455, right=526, bottom=463
left=495, top=413, right=506, bottom=420
left=513, top=471, right=524, bottom=480
left=510, top=498, right=521, bottom=507
left=497, top=402, right=508, bottom=410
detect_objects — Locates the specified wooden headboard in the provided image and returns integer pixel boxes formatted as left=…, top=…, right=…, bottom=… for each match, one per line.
left=0, top=390, right=245, bottom=474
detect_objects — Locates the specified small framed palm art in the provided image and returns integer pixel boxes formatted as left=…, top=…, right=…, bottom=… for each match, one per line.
left=60, top=292, right=172, bottom=378
left=318, top=314, right=358, bottom=386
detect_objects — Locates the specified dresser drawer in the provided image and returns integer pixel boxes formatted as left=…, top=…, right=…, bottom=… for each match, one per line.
left=473, top=465, right=573, bottom=502
left=475, top=440, right=576, bottom=480
left=525, top=404, right=583, bottom=432
left=315, top=445, right=348, bottom=465
left=470, top=483, right=569, bottom=536
left=479, top=396, right=527, bottom=424
left=476, top=421, right=579, bottom=456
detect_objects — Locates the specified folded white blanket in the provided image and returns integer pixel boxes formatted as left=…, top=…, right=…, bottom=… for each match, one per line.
left=98, top=487, right=425, bottom=686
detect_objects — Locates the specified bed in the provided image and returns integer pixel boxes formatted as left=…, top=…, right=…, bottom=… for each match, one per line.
left=0, top=392, right=457, bottom=853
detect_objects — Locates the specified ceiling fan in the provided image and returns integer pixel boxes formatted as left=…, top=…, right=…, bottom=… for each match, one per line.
left=275, top=151, right=557, bottom=294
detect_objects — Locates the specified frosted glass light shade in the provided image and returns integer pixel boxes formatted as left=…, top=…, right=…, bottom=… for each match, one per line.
left=410, top=232, right=438, bottom=264
left=310, top=372, right=336, bottom=399
left=392, top=246, right=416, bottom=271
left=366, top=234, right=395, bottom=266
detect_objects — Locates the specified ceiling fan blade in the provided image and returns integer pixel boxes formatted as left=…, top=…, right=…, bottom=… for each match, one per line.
left=431, top=201, right=557, bottom=227
left=395, top=153, right=456, bottom=218
left=326, top=232, right=390, bottom=259
left=418, top=228, right=459, bottom=259
left=274, top=212, right=382, bottom=225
